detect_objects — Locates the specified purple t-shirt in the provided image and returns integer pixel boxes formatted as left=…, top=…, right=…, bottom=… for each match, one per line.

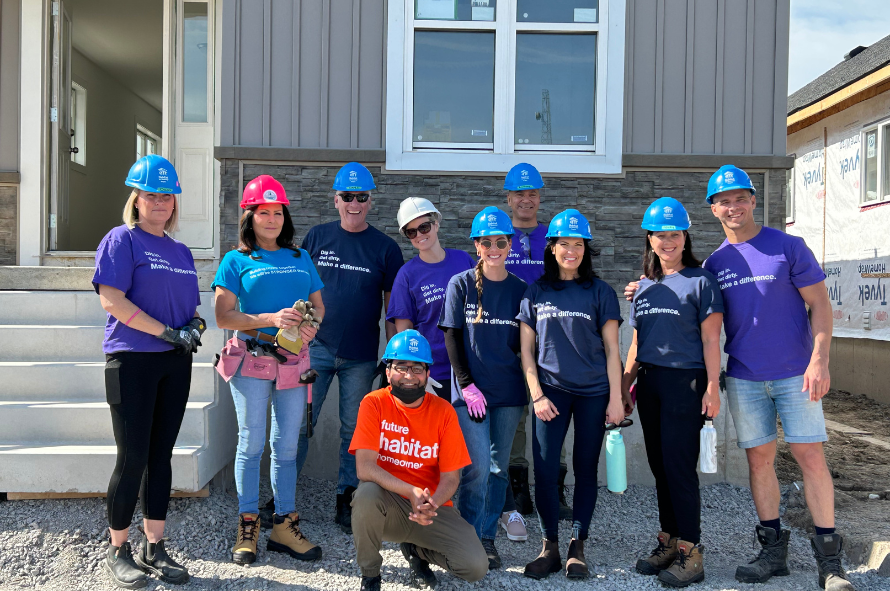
left=703, top=226, right=826, bottom=381
left=505, top=223, right=547, bottom=285
left=93, top=225, right=201, bottom=354
left=386, top=249, right=476, bottom=381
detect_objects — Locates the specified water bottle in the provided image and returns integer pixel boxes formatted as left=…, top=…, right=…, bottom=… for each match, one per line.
left=606, top=428, right=627, bottom=494
left=699, top=417, right=718, bottom=473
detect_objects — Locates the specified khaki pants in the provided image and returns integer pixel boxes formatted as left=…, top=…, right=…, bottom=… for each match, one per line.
left=351, top=481, right=488, bottom=582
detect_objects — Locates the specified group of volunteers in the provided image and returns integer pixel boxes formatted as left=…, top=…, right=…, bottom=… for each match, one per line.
left=92, top=153, right=854, bottom=591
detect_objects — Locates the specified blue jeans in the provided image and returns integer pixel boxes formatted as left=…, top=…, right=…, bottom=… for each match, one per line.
left=456, top=404, right=524, bottom=541
left=295, top=341, right=378, bottom=493
left=230, top=365, right=307, bottom=515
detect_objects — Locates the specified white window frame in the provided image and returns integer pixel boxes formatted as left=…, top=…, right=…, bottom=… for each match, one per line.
left=136, top=124, right=162, bottom=161
left=385, top=0, right=626, bottom=174
left=70, top=81, right=87, bottom=167
left=785, top=161, right=794, bottom=224
left=861, top=120, right=890, bottom=206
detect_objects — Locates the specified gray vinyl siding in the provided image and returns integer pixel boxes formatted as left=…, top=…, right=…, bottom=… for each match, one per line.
left=0, top=0, right=20, bottom=172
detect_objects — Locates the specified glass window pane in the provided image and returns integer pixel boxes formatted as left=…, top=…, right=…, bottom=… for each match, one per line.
left=415, top=0, right=497, bottom=22
left=514, top=34, right=595, bottom=147
left=136, top=133, right=144, bottom=160
left=517, top=0, right=598, bottom=23
left=147, top=138, right=157, bottom=155
left=413, top=31, right=495, bottom=144
left=182, top=2, right=208, bottom=123
left=864, top=129, right=877, bottom=202
left=883, top=126, right=890, bottom=200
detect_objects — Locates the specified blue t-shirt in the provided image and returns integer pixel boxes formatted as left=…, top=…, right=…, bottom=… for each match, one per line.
left=302, top=221, right=404, bottom=361
left=505, top=223, right=547, bottom=285
left=629, top=268, right=724, bottom=369
left=212, top=247, right=324, bottom=337
left=438, top=269, right=527, bottom=407
left=517, top=279, right=623, bottom=397
left=386, top=249, right=476, bottom=382
left=703, top=226, right=826, bottom=381
left=93, top=225, right=201, bottom=354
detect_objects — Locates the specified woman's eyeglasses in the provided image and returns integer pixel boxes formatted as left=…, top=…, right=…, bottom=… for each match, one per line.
left=338, top=192, right=370, bottom=203
left=404, top=221, right=433, bottom=240
left=478, top=238, right=509, bottom=250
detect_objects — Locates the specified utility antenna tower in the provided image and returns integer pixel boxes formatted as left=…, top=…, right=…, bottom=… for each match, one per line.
left=540, top=89, right=552, bottom=144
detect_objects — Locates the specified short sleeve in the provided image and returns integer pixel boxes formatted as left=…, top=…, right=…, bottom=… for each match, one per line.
left=436, top=405, right=471, bottom=473
left=348, top=395, right=382, bottom=454
left=386, top=267, right=417, bottom=323
left=92, top=231, right=134, bottom=294
left=303, top=249, right=325, bottom=293
left=211, top=251, right=243, bottom=297
left=595, top=281, right=623, bottom=330
left=788, top=236, right=826, bottom=289
left=438, top=275, right=467, bottom=330
left=697, top=274, right=724, bottom=324
left=382, top=240, right=405, bottom=293
left=628, top=292, right=640, bottom=329
left=301, top=226, right=318, bottom=256
left=516, top=283, right=538, bottom=327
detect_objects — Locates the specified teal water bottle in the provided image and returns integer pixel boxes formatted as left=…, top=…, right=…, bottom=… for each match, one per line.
left=606, top=428, right=627, bottom=494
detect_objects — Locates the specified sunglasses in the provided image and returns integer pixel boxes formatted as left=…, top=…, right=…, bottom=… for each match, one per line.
left=404, top=221, right=434, bottom=240
left=338, top=192, right=370, bottom=203
left=478, top=238, right=509, bottom=250
left=605, top=417, right=634, bottom=430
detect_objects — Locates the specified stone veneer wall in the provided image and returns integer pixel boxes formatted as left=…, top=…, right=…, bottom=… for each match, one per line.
left=0, top=185, right=17, bottom=265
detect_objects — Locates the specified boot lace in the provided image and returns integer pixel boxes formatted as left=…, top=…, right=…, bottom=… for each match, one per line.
left=239, top=518, right=258, bottom=543
left=813, top=548, right=846, bottom=578
left=674, top=547, right=689, bottom=570
left=287, top=517, right=308, bottom=541
left=650, top=539, right=669, bottom=558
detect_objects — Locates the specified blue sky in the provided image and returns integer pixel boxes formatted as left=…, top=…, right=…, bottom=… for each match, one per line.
left=789, top=0, right=890, bottom=94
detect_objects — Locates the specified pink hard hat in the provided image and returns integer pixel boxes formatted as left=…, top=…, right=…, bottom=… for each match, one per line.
left=240, top=175, right=290, bottom=209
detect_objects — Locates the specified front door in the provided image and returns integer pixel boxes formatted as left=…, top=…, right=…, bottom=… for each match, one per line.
left=48, top=0, right=72, bottom=251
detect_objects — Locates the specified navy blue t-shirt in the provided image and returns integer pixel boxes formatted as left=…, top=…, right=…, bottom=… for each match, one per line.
left=517, top=279, right=623, bottom=396
left=629, top=267, right=724, bottom=369
left=438, top=269, right=527, bottom=407
left=302, top=221, right=404, bottom=361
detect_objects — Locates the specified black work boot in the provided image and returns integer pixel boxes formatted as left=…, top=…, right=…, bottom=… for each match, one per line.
left=360, top=575, right=382, bottom=591
left=812, top=533, right=856, bottom=591
left=258, top=497, right=276, bottom=529
left=134, top=536, right=190, bottom=585
left=735, top=525, right=791, bottom=583
left=482, top=538, right=501, bottom=570
left=336, top=485, right=357, bottom=535
left=401, top=542, right=438, bottom=588
left=105, top=542, right=149, bottom=589
left=509, top=465, right=534, bottom=516
left=557, top=465, right=572, bottom=521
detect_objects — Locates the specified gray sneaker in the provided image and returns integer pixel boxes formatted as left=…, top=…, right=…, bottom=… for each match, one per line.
left=499, top=511, right=528, bottom=541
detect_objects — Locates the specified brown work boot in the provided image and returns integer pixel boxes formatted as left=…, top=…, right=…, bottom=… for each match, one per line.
left=523, top=539, right=562, bottom=580
left=232, top=513, right=259, bottom=565
left=268, top=512, right=322, bottom=561
left=658, top=540, right=705, bottom=587
left=636, top=531, right=679, bottom=575
left=565, top=538, right=590, bottom=579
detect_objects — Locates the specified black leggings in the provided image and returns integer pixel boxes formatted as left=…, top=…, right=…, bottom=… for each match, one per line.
left=104, top=350, right=192, bottom=530
left=637, top=365, right=706, bottom=544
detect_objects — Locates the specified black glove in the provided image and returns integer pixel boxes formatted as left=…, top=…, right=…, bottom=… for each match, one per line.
left=185, top=317, right=207, bottom=347
left=159, top=325, right=197, bottom=355
left=372, top=361, right=389, bottom=389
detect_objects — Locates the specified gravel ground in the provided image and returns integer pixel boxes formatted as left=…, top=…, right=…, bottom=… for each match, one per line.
left=0, top=478, right=886, bottom=591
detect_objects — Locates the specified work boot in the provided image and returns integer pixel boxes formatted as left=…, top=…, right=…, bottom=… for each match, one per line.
left=509, top=465, right=534, bottom=515
left=524, top=539, right=562, bottom=579
left=336, top=486, right=356, bottom=535
left=735, top=525, right=791, bottom=583
left=401, top=542, right=438, bottom=589
left=134, top=536, right=189, bottom=585
left=104, top=542, right=149, bottom=589
left=481, top=538, right=501, bottom=570
left=360, top=575, right=382, bottom=591
left=259, top=497, right=275, bottom=529
left=636, top=531, right=679, bottom=575
left=499, top=511, right=528, bottom=541
left=232, top=513, right=259, bottom=565
left=812, top=533, right=856, bottom=591
left=557, top=465, right=572, bottom=521
left=565, top=538, right=590, bottom=579
left=658, top=540, right=705, bottom=587
left=268, top=512, right=322, bottom=560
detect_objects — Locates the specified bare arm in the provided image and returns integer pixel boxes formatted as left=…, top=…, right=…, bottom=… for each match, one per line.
left=430, top=469, right=460, bottom=508
left=620, top=330, right=640, bottom=414
left=602, top=319, right=625, bottom=424
left=700, top=313, right=723, bottom=417
left=214, top=286, right=301, bottom=331
left=384, top=292, right=396, bottom=340
left=521, top=322, right=558, bottom=421
left=394, top=318, right=415, bottom=332
left=98, top=285, right=166, bottom=337
left=799, top=281, right=833, bottom=401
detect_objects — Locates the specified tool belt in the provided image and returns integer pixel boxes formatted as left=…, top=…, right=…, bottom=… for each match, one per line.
left=215, top=334, right=309, bottom=390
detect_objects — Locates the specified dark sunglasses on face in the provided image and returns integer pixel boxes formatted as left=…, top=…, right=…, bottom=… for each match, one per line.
left=479, top=238, right=509, bottom=250
left=404, top=221, right=434, bottom=240
left=338, top=192, right=370, bottom=203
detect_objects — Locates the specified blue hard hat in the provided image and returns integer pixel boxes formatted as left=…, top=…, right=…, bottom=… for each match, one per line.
left=383, top=330, right=434, bottom=365
left=333, top=162, right=376, bottom=191
left=706, top=164, right=756, bottom=204
left=125, top=155, right=181, bottom=194
left=641, top=197, right=691, bottom=231
left=470, top=206, right=514, bottom=238
left=504, top=163, right=544, bottom=191
left=546, top=209, right=592, bottom=239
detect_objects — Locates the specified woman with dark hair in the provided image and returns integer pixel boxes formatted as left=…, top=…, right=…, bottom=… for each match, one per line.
left=622, top=197, right=723, bottom=588
left=518, top=209, right=625, bottom=580
left=213, top=175, right=325, bottom=565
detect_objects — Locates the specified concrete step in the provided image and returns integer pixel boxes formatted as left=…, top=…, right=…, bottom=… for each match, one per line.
left=0, top=291, right=108, bottom=325
left=0, top=362, right=218, bottom=402
left=0, top=400, right=213, bottom=446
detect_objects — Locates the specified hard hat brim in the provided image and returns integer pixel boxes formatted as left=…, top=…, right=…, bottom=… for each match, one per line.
left=125, top=180, right=182, bottom=195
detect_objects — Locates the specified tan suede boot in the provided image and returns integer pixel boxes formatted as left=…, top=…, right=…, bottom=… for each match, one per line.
left=658, top=540, right=705, bottom=587
left=523, top=539, right=562, bottom=580
left=267, top=512, right=322, bottom=561
left=565, top=538, right=590, bottom=579
left=636, top=531, right=679, bottom=575
left=232, top=513, right=259, bottom=565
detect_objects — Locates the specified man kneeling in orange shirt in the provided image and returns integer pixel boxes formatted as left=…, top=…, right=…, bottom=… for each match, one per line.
left=349, top=330, right=488, bottom=591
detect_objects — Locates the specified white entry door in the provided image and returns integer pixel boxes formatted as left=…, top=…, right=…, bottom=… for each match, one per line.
left=169, top=0, right=215, bottom=248
left=48, top=0, right=72, bottom=251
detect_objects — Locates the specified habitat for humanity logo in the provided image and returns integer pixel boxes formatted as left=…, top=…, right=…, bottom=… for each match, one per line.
left=568, top=216, right=579, bottom=230
left=157, top=168, right=168, bottom=182
left=663, top=206, right=673, bottom=219
left=408, top=338, right=419, bottom=352
left=487, top=214, right=498, bottom=227
left=263, top=189, right=278, bottom=202
left=724, top=170, right=735, bottom=183
left=349, top=170, right=358, bottom=181
left=520, top=169, right=529, bottom=181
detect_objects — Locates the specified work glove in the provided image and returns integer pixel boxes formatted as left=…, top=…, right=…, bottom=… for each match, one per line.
left=185, top=317, right=207, bottom=347
left=372, top=361, right=389, bottom=389
left=159, top=325, right=197, bottom=355
left=425, top=377, right=443, bottom=395
left=462, top=384, right=487, bottom=422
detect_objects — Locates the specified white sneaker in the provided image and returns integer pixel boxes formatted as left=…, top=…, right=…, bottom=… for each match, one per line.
left=499, top=511, right=528, bottom=541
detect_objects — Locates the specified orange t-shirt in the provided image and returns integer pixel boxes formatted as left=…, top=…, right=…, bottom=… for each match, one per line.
left=349, top=387, right=471, bottom=507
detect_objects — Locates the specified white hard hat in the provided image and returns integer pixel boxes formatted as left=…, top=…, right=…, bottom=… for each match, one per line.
left=397, top=197, right=441, bottom=234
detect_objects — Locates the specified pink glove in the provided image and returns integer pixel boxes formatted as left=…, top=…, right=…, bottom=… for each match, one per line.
left=462, top=384, right=488, bottom=420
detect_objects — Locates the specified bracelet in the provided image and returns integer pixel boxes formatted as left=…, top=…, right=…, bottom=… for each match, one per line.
left=531, top=395, right=545, bottom=404
left=124, top=309, right=142, bottom=326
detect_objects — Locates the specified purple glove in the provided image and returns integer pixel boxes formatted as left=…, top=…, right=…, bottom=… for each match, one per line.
left=462, top=384, right=487, bottom=421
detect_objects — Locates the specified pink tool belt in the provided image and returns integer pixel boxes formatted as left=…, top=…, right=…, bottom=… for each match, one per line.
left=216, top=336, right=310, bottom=390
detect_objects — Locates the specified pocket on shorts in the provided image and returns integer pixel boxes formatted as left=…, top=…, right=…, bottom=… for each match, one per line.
left=241, top=356, right=278, bottom=380
left=104, top=358, right=123, bottom=405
